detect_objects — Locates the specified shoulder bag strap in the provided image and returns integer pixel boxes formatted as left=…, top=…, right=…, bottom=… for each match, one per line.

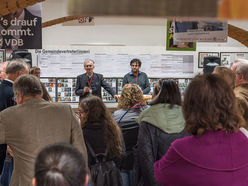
left=118, top=109, right=130, bottom=123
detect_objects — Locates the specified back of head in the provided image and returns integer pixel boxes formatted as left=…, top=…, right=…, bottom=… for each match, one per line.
left=79, top=95, right=107, bottom=124
left=117, top=83, right=144, bottom=110
left=150, top=79, right=181, bottom=107
left=213, top=66, right=236, bottom=89
left=5, top=58, right=29, bottom=75
left=236, top=62, right=248, bottom=81
left=13, top=74, right=43, bottom=97
left=34, top=143, right=87, bottom=186
left=183, top=74, right=244, bottom=136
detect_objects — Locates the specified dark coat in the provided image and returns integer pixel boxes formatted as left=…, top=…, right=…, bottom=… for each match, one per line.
left=134, top=121, right=188, bottom=186
left=83, top=123, right=122, bottom=168
left=0, top=80, right=14, bottom=174
left=75, top=73, right=115, bottom=100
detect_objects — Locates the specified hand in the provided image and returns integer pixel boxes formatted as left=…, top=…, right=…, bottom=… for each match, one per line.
left=114, top=95, right=119, bottom=100
left=83, top=87, right=90, bottom=93
left=7, top=146, right=14, bottom=157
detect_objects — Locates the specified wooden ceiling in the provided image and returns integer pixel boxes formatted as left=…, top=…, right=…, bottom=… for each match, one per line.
left=1, top=0, right=248, bottom=47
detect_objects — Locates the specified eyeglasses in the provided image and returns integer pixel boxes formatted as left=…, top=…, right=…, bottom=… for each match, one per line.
left=75, top=111, right=84, bottom=116
left=84, top=65, right=93, bottom=68
left=131, top=65, right=139, bottom=67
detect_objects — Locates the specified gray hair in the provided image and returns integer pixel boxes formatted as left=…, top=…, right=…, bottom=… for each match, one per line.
left=236, top=62, right=248, bottom=81
left=84, top=59, right=95, bottom=66
left=13, top=74, right=43, bottom=97
left=5, top=59, right=29, bottom=74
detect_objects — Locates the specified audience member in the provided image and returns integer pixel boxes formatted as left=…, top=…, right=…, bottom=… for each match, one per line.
left=78, top=96, right=123, bottom=184
left=75, top=59, right=118, bottom=100
left=113, top=83, right=148, bottom=186
left=0, top=59, right=29, bottom=186
left=135, top=80, right=187, bottom=186
left=154, top=74, right=248, bottom=186
left=30, top=66, right=41, bottom=78
left=213, top=66, right=236, bottom=89
left=0, top=62, right=8, bottom=82
left=231, top=59, right=248, bottom=128
left=33, top=143, right=89, bottom=186
left=123, top=59, right=150, bottom=94
left=0, top=74, right=87, bottom=186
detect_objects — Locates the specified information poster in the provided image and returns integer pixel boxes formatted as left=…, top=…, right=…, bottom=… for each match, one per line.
left=37, top=49, right=194, bottom=78
left=0, top=3, right=42, bottom=49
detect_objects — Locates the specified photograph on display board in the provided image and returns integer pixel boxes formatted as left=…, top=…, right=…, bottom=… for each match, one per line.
left=0, top=3, right=42, bottom=49
left=0, top=50, right=5, bottom=62
left=220, top=52, right=248, bottom=67
left=174, top=21, right=228, bottom=42
left=198, top=52, right=219, bottom=68
left=166, top=20, right=196, bottom=51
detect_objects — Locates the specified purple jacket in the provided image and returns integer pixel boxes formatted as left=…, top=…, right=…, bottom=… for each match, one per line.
left=154, top=130, right=248, bottom=186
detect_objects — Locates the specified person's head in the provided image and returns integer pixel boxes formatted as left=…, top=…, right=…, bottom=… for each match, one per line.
left=130, top=58, right=141, bottom=74
left=30, top=66, right=41, bottom=79
left=152, top=79, right=163, bottom=98
left=232, top=59, right=248, bottom=86
left=33, top=143, right=88, bottom=186
left=213, top=66, right=236, bottom=89
left=5, top=58, right=29, bottom=81
left=183, top=74, right=244, bottom=136
left=84, top=59, right=94, bottom=75
left=0, top=62, right=8, bottom=80
left=150, top=79, right=181, bottom=108
left=13, top=74, right=43, bottom=104
left=117, top=83, right=145, bottom=110
left=79, top=96, right=123, bottom=158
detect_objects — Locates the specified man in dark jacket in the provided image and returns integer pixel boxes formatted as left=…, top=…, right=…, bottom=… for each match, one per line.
left=0, top=59, right=29, bottom=185
left=75, top=59, right=118, bottom=101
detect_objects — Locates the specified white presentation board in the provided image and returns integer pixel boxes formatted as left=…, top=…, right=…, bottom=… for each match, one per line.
left=37, top=49, right=194, bottom=78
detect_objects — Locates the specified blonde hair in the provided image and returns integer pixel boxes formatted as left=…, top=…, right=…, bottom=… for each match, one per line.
left=117, top=83, right=145, bottom=110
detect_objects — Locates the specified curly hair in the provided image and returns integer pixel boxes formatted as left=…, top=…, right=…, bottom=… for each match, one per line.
left=183, top=74, right=244, bottom=136
left=79, top=96, right=123, bottom=158
left=117, top=83, right=145, bottom=110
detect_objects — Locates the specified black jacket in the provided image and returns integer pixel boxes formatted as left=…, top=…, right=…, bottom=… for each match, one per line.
left=134, top=121, right=188, bottom=186
left=0, top=80, right=14, bottom=174
left=75, top=73, right=115, bottom=100
left=83, top=123, right=122, bottom=168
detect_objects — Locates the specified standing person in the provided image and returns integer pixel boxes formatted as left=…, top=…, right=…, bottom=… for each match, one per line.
left=78, top=95, right=123, bottom=185
left=30, top=66, right=41, bottom=78
left=33, top=143, right=89, bottom=186
left=123, top=59, right=150, bottom=94
left=154, top=74, right=248, bottom=186
left=231, top=59, right=248, bottom=128
left=75, top=59, right=118, bottom=100
left=0, top=59, right=29, bottom=186
left=0, top=74, right=87, bottom=186
left=134, top=80, right=187, bottom=186
left=0, top=62, right=8, bottom=83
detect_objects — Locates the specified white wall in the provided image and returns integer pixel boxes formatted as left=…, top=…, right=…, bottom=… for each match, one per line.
left=36, top=0, right=248, bottom=75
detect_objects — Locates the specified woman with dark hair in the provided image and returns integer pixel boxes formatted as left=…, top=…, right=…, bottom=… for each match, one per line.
left=154, top=74, right=248, bottom=186
left=134, top=80, right=187, bottom=186
left=78, top=95, right=123, bottom=170
left=33, top=143, right=88, bottom=186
